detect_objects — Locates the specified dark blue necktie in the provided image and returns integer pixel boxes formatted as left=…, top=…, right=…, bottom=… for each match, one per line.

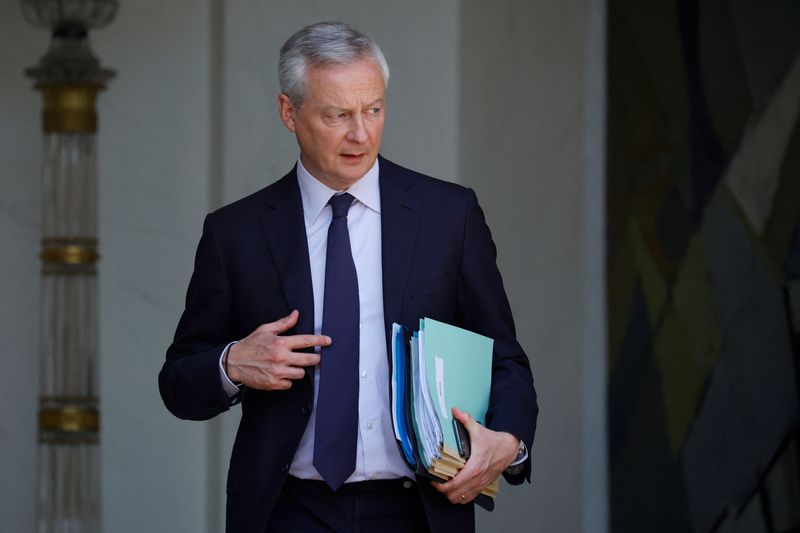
left=313, top=193, right=359, bottom=490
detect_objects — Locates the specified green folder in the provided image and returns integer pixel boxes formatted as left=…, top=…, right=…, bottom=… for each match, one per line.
left=390, top=318, right=498, bottom=510
left=420, top=318, right=494, bottom=455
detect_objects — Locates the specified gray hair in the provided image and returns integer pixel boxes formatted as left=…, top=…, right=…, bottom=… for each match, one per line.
left=279, top=22, right=390, bottom=107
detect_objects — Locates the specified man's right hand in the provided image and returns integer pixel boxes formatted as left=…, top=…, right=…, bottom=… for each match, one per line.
left=226, top=310, right=329, bottom=391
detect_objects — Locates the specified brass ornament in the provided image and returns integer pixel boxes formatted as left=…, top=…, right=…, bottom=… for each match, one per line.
left=41, top=238, right=99, bottom=264
left=39, top=405, right=99, bottom=433
left=40, top=245, right=99, bottom=264
left=41, top=85, right=100, bottom=133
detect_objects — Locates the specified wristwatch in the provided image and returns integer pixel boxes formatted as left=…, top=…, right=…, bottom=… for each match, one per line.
left=504, top=439, right=527, bottom=475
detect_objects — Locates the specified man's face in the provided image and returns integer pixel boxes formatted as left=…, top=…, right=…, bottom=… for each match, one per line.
left=278, top=58, right=386, bottom=190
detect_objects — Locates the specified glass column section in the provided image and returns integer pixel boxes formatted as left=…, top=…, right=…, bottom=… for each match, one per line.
left=22, top=2, right=116, bottom=532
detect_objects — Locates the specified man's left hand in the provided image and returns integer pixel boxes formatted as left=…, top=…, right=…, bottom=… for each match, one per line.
left=432, top=406, right=519, bottom=504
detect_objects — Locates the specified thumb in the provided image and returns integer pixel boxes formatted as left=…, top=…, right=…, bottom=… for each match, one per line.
left=452, top=406, right=476, bottom=430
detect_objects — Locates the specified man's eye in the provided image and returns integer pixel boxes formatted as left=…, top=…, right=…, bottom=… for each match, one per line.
left=367, top=108, right=381, bottom=115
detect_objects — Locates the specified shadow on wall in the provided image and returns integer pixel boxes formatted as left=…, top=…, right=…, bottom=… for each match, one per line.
left=605, top=0, right=800, bottom=531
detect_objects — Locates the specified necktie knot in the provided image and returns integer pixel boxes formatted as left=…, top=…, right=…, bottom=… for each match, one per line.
left=329, top=193, right=354, bottom=219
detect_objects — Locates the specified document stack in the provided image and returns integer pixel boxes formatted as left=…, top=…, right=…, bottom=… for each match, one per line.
left=390, top=318, right=500, bottom=511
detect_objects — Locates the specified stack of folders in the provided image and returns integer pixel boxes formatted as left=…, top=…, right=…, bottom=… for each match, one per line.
left=390, top=318, right=500, bottom=511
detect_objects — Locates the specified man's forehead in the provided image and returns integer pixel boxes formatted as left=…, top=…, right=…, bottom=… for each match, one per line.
left=304, top=60, right=386, bottom=105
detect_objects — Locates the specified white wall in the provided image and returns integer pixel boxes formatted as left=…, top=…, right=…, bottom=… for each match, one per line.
left=1, top=1, right=218, bottom=531
left=459, top=1, right=607, bottom=532
left=93, top=2, right=215, bottom=531
left=0, top=1, right=605, bottom=531
left=0, top=3, right=43, bottom=531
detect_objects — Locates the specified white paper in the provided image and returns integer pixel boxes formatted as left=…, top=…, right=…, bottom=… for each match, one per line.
left=435, top=356, right=449, bottom=420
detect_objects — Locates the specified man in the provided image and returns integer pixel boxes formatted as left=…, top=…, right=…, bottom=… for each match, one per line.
left=159, top=21, right=537, bottom=533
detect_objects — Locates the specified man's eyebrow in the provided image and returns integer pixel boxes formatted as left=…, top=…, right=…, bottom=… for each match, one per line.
left=321, top=106, right=348, bottom=114
left=322, top=99, right=384, bottom=113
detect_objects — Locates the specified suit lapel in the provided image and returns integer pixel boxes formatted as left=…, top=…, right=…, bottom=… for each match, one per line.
left=258, top=169, right=315, bottom=339
left=380, top=157, right=423, bottom=342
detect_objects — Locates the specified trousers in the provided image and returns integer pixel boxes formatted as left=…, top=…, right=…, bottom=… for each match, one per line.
left=265, top=476, right=432, bottom=533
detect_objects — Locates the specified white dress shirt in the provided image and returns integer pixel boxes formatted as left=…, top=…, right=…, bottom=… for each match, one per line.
left=221, top=158, right=413, bottom=482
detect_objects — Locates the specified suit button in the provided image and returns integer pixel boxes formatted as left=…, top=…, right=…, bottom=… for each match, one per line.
left=282, top=464, right=290, bottom=473
left=301, top=403, right=312, bottom=415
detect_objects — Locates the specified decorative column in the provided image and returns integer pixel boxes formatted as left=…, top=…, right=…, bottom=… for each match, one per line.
left=22, top=1, right=117, bottom=532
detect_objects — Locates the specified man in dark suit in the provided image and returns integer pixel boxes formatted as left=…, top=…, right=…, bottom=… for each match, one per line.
left=159, top=21, right=537, bottom=533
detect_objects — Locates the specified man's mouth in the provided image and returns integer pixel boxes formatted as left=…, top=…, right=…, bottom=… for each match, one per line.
left=340, top=153, right=365, bottom=161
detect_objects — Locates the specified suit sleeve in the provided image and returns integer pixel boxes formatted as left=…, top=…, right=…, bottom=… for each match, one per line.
left=158, top=214, right=237, bottom=421
left=457, top=188, right=539, bottom=484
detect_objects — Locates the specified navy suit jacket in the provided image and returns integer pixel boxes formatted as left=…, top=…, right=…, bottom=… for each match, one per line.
left=159, top=156, right=538, bottom=533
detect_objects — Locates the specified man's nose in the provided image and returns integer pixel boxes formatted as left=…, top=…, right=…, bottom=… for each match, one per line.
left=346, top=114, right=368, bottom=143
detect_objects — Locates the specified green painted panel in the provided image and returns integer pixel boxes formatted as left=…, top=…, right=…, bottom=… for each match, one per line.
left=629, top=218, right=668, bottom=325
left=672, top=232, right=722, bottom=374
left=654, top=306, right=708, bottom=452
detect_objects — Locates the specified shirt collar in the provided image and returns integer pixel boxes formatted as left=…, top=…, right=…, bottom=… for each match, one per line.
left=296, top=158, right=381, bottom=227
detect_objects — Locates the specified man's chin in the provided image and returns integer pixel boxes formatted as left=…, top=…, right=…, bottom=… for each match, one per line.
left=335, top=160, right=375, bottom=183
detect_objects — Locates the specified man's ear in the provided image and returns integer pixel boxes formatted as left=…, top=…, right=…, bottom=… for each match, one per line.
left=278, top=93, right=297, bottom=133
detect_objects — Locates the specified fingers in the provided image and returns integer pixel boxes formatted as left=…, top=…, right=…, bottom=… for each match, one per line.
left=256, top=311, right=330, bottom=350
left=434, top=409, right=494, bottom=505
left=433, top=454, right=478, bottom=502
left=282, top=333, right=332, bottom=350
left=234, top=311, right=331, bottom=391
left=436, top=465, right=492, bottom=505
left=254, top=364, right=305, bottom=390
left=259, top=309, right=300, bottom=334
left=284, top=351, right=321, bottom=368
left=269, top=378, right=294, bottom=391
left=432, top=474, right=479, bottom=505
left=282, top=365, right=306, bottom=381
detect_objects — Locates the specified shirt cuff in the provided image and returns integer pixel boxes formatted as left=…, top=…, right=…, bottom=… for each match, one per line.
left=218, top=341, right=242, bottom=398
